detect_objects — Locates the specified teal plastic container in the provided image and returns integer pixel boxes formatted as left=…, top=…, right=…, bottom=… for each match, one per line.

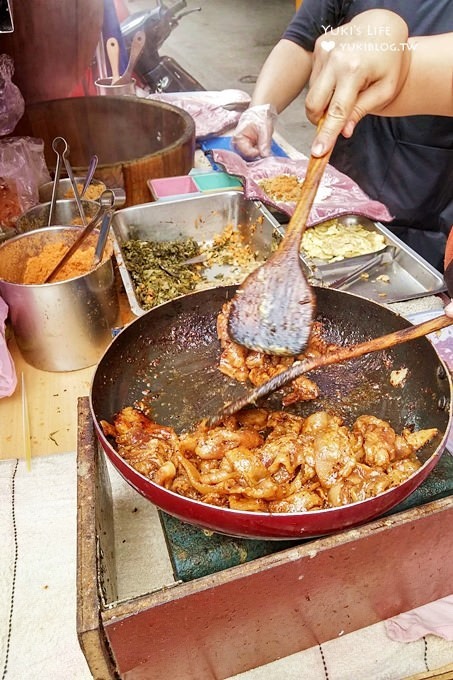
left=193, top=171, right=242, bottom=193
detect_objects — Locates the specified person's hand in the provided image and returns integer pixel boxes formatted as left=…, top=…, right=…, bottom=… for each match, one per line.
left=231, top=104, right=277, bottom=159
left=305, top=10, right=411, bottom=157
left=445, top=300, right=453, bottom=318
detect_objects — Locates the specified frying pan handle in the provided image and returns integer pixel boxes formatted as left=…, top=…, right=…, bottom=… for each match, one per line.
left=213, top=313, right=453, bottom=422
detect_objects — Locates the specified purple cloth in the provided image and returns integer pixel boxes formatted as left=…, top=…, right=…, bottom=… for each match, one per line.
left=211, top=149, right=393, bottom=226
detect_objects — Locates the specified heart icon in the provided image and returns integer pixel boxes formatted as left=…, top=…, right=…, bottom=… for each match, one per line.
left=321, top=40, right=335, bottom=52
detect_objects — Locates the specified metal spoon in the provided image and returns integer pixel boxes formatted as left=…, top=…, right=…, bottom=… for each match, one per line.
left=181, top=253, right=208, bottom=266
left=80, top=155, right=99, bottom=198
left=92, top=203, right=115, bottom=267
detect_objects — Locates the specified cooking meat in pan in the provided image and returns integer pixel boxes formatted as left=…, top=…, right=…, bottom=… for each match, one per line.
left=91, top=285, right=451, bottom=537
left=100, top=301, right=438, bottom=513
left=100, top=405, right=437, bottom=513
left=217, top=301, right=338, bottom=406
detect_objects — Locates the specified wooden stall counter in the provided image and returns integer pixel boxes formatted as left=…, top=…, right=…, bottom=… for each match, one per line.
left=0, top=283, right=134, bottom=462
left=0, top=337, right=95, bottom=460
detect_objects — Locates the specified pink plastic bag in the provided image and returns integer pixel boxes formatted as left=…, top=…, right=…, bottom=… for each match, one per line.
left=385, top=596, right=453, bottom=642
left=211, top=149, right=393, bottom=226
left=147, top=90, right=251, bottom=139
left=0, top=297, right=16, bottom=398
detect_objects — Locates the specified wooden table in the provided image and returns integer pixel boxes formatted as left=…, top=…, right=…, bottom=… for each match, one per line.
left=0, top=336, right=94, bottom=460
left=0, top=283, right=134, bottom=461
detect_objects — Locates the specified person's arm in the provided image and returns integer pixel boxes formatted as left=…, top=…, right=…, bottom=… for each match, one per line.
left=250, top=39, right=313, bottom=113
left=377, top=33, right=453, bottom=117
left=232, top=40, right=312, bottom=159
left=232, top=0, right=346, bottom=159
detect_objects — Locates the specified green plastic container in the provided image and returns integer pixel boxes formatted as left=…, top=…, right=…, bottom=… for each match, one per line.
left=193, top=171, right=242, bottom=193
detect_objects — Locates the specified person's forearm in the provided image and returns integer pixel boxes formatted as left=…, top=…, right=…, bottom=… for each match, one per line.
left=377, top=33, right=453, bottom=116
left=251, top=39, right=313, bottom=113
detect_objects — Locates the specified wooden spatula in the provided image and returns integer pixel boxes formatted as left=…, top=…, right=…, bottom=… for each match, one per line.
left=106, top=37, right=120, bottom=82
left=112, top=30, right=146, bottom=86
left=227, top=117, right=332, bottom=356
left=209, top=314, right=453, bottom=424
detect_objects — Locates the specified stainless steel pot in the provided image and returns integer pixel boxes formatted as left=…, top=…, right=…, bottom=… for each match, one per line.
left=0, top=226, right=119, bottom=371
left=16, top=199, right=99, bottom=233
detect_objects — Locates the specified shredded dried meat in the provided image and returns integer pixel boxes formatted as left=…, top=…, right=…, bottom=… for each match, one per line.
left=257, top=174, right=304, bottom=202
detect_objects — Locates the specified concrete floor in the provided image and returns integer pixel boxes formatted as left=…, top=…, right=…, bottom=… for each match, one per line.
left=125, top=0, right=313, bottom=153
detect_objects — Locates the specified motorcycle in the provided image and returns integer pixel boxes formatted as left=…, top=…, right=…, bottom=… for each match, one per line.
left=120, top=0, right=205, bottom=93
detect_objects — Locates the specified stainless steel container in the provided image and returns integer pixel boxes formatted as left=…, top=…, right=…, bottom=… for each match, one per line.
left=111, top=191, right=279, bottom=316
left=16, top=199, right=99, bottom=233
left=94, top=76, right=136, bottom=96
left=0, top=227, right=119, bottom=371
left=38, top=178, right=106, bottom=203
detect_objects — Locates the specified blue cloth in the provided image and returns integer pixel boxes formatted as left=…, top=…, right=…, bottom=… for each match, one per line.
left=199, top=135, right=288, bottom=158
left=200, top=136, right=288, bottom=171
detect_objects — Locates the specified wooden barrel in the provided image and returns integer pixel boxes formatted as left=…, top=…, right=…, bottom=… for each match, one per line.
left=14, top=96, right=196, bottom=206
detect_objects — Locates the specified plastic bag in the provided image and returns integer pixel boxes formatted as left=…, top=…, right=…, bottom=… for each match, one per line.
left=146, top=90, right=252, bottom=139
left=211, top=149, right=393, bottom=226
left=0, top=296, right=16, bottom=398
left=0, top=136, right=51, bottom=233
left=0, top=54, right=24, bottom=136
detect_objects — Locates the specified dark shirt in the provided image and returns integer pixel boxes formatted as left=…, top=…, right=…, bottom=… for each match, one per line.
left=284, top=0, right=453, bottom=270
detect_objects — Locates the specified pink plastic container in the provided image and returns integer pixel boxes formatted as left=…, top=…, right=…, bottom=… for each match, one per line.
left=148, top=175, right=200, bottom=201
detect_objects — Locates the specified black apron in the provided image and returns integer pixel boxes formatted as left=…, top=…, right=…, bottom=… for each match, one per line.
left=331, top=116, right=453, bottom=272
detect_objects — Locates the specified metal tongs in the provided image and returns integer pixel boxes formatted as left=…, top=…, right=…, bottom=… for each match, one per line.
left=92, top=196, right=116, bottom=267
left=48, top=137, right=88, bottom=227
left=44, top=189, right=115, bottom=283
left=310, top=245, right=397, bottom=290
left=330, top=245, right=397, bottom=289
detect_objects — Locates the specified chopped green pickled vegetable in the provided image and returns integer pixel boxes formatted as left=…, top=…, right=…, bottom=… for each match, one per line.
left=122, top=237, right=202, bottom=310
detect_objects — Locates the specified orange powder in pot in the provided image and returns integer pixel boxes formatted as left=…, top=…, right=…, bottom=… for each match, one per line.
left=22, top=241, right=97, bottom=284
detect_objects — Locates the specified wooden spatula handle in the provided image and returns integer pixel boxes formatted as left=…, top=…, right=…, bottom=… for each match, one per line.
left=106, top=37, right=120, bottom=82
left=215, top=314, right=453, bottom=421
left=283, top=115, right=332, bottom=243
left=113, top=30, right=146, bottom=85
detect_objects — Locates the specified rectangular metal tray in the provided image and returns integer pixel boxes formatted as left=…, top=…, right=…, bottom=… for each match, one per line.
left=277, top=215, right=446, bottom=304
left=111, top=191, right=278, bottom=316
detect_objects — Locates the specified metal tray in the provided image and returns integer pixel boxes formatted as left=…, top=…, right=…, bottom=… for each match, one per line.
left=277, top=215, right=446, bottom=304
left=111, top=191, right=277, bottom=316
